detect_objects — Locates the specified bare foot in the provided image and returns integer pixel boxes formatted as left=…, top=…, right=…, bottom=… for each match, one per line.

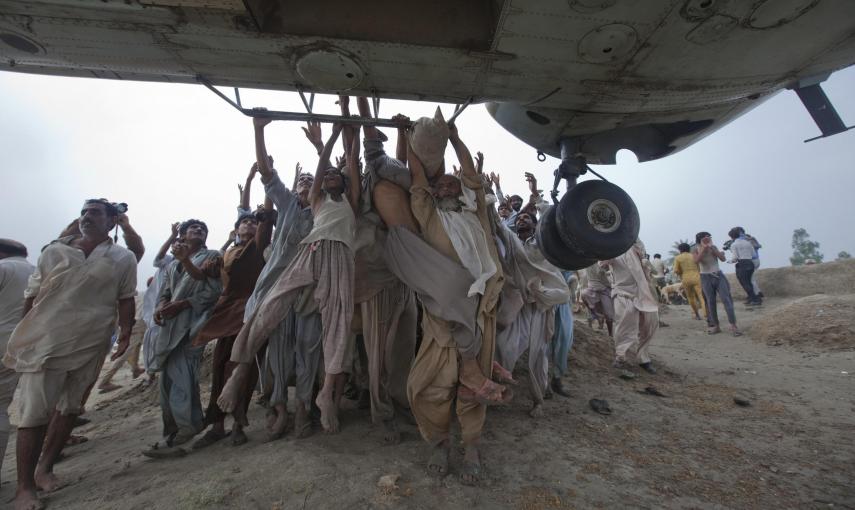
left=217, top=363, right=249, bottom=413
left=265, top=407, right=278, bottom=431
left=529, top=402, right=544, bottom=418
left=98, top=382, right=122, bottom=394
left=266, top=410, right=290, bottom=441
left=382, top=419, right=401, bottom=445
left=315, top=391, right=339, bottom=434
left=461, top=444, right=483, bottom=485
left=13, top=489, right=44, bottom=510
left=294, top=405, right=313, bottom=439
left=35, top=470, right=63, bottom=492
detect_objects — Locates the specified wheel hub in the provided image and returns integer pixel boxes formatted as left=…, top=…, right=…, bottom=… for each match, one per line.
left=587, top=199, right=621, bottom=233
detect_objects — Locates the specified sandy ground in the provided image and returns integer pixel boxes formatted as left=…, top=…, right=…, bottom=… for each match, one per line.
left=2, top=298, right=854, bottom=509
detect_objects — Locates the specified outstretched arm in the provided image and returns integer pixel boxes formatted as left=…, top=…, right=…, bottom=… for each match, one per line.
left=310, top=123, right=343, bottom=207
left=339, top=95, right=353, bottom=154
left=346, top=124, right=362, bottom=213
left=407, top=137, right=429, bottom=189
left=156, top=222, right=179, bottom=263
left=253, top=117, right=275, bottom=183
left=240, top=163, right=258, bottom=210
left=118, top=214, right=145, bottom=262
left=357, top=96, right=379, bottom=140
left=448, top=123, right=476, bottom=180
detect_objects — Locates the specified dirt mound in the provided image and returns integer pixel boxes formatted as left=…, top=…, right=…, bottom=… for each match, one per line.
left=728, top=258, right=855, bottom=300
left=750, top=294, right=855, bottom=352
left=568, top=319, right=614, bottom=370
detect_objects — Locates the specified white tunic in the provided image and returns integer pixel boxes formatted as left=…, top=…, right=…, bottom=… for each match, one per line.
left=4, top=237, right=137, bottom=373
left=0, top=256, right=35, bottom=352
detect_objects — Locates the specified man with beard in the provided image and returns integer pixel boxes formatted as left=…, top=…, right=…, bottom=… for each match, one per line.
left=144, top=219, right=222, bottom=456
left=191, top=163, right=274, bottom=449
left=6, top=200, right=137, bottom=510
left=385, top=119, right=505, bottom=485
left=599, top=240, right=660, bottom=373
left=494, top=191, right=570, bottom=418
left=0, top=239, right=35, bottom=487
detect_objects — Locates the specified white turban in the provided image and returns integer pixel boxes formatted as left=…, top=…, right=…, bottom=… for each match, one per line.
left=410, top=107, right=449, bottom=177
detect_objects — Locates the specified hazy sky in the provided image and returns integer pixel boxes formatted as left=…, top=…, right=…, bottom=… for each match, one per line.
left=2, top=66, right=854, bottom=287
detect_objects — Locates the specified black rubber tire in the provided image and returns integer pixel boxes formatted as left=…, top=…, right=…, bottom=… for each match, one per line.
left=536, top=205, right=597, bottom=270
left=555, top=180, right=640, bottom=260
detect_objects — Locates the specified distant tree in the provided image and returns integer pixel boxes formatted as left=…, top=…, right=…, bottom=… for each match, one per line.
left=838, top=251, right=852, bottom=260
left=790, top=228, right=824, bottom=265
left=667, top=238, right=692, bottom=265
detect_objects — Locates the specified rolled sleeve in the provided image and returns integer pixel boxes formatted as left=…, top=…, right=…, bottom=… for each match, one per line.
left=264, top=172, right=295, bottom=212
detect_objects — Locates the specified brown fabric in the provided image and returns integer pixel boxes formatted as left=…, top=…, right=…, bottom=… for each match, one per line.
left=193, top=240, right=267, bottom=346
left=206, top=335, right=258, bottom=427
left=362, top=281, right=417, bottom=423
left=231, top=240, right=354, bottom=375
left=402, top=172, right=504, bottom=446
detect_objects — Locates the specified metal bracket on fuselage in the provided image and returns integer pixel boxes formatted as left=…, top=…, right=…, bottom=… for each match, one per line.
left=197, top=76, right=412, bottom=128
left=790, top=82, right=854, bottom=143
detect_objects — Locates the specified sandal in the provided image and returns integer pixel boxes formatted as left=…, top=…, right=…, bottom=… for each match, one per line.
left=191, top=429, right=226, bottom=450
left=589, top=398, right=612, bottom=415
left=426, top=447, right=449, bottom=478
left=707, top=327, right=721, bottom=335
left=142, top=441, right=187, bottom=459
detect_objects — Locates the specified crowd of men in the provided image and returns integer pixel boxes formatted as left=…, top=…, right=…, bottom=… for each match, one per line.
left=0, top=95, right=757, bottom=510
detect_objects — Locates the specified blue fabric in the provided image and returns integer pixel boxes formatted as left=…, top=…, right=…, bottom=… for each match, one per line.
left=551, top=302, right=574, bottom=377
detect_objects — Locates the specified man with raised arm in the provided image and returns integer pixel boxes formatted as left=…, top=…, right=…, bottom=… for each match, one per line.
left=493, top=176, right=571, bottom=418
left=141, top=222, right=180, bottom=380
left=384, top=118, right=505, bottom=485
left=351, top=96, right=418, bottom=443
left=143, top=219, right=222, bottom=456
left=190, top=163, right=274, bottom=449
left=5, top=200, right=137, bottom=510
left=220, top=116, right=361, bottom=434
left=245, top=121, right=322, bottom=440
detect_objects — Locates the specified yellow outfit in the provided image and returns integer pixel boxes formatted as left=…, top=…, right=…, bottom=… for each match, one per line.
left=673, top=253, right=706, bottom=318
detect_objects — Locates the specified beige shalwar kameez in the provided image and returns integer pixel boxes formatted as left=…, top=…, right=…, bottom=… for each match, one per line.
left=607, top=248, right=659, bottom=364
left=4, top=237, right=137, bottom=427
left=405, top=173, right=503, bottom=446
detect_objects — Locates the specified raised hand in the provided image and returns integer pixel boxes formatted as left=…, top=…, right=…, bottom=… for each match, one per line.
left=117, top=213, right=130, bottom=228
left=452, top=164, right=461, bottom=177
left=170, top=222, right=180, bottom=238
left=475, top=151, right=484, bottom=174
left=525, top=172, right=540, bottom=194
left=201, top=256, right=223, bottom=278
left=302, top=121, right=323, bottom=150
left=391, top=113, right=410, bottom=128
left=489, top=172, right=500, bottom=186
left=253, top=110, right=272, bottom=129
left=171, top=241, right=190, bottom=262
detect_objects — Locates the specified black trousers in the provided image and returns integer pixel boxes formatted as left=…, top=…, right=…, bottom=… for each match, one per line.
left=735, top=260, right=758, bottom=302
